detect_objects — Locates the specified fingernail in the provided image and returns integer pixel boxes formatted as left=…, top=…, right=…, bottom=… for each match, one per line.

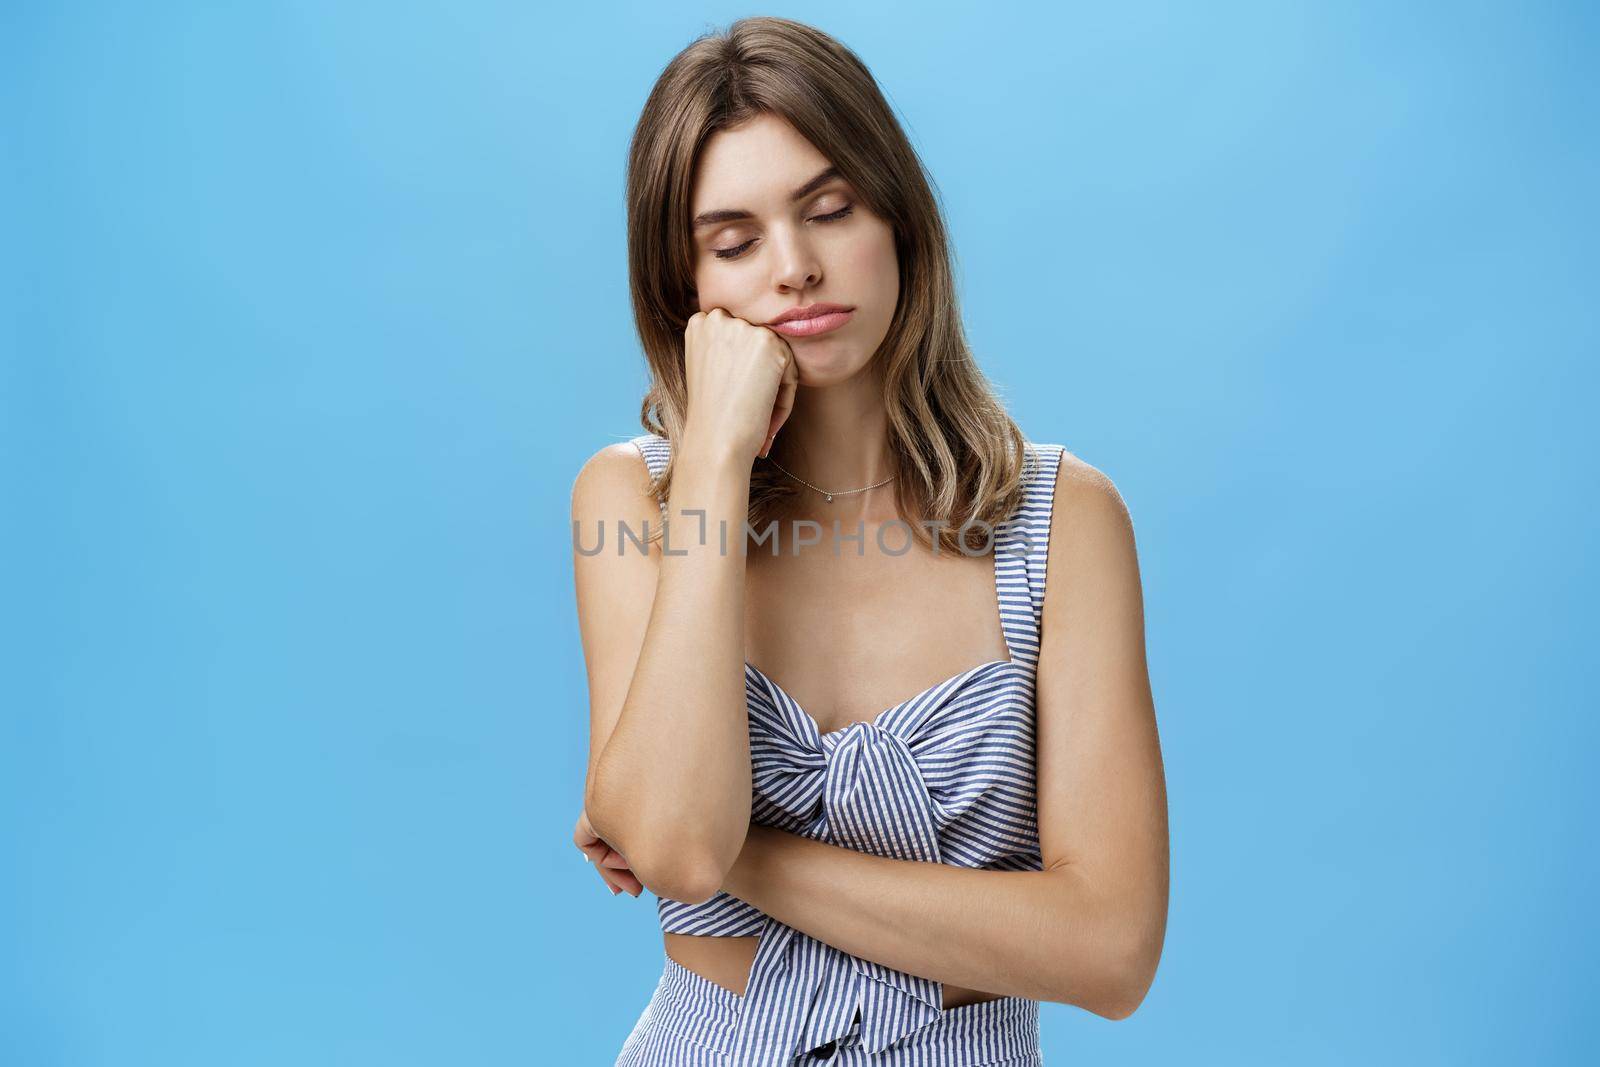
left=610, top=884, right=621, bottom=895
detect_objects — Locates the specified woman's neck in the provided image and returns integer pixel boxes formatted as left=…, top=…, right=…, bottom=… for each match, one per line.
left=769, top=369, right=896, bottom=491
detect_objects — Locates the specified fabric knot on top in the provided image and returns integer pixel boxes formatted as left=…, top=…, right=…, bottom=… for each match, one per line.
left=750, top=663, right=1018, bottom=865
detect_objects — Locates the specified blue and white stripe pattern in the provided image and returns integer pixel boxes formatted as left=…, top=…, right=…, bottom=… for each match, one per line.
left=616, top=955, right=1046, bottom=1066
left=623, top=434, right=1065, bottom=1066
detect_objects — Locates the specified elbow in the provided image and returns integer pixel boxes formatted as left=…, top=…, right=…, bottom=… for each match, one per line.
left=1039, top=900, right=1164, bottom=1020
left=1092, top=928, right=1165, bottom=1022
left=1095, top=976, right=1149, bottom=1022
left=627, top=843, right=729, bottom=906
left=585, top=784, right=746, bottom=906
left=1038, top=867, right=1166, bottom=1020
left=584, top=792, right=731, bottom=905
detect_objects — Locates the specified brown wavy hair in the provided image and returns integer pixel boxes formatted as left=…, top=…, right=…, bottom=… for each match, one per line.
left=626, top=16, right=1034, bottom=553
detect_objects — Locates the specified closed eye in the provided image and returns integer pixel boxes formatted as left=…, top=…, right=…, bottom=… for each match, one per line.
left=712, top=205, right=855, bottom=261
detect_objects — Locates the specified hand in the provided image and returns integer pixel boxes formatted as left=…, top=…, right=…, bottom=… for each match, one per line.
left=574, top=807, right=643, bottom=898
left=681, top=307, right=800, bottom=463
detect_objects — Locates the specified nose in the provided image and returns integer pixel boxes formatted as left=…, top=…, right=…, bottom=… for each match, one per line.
left=771, top=222, right=822, bottom=292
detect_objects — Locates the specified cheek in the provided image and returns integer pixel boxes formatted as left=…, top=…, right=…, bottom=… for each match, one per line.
left=692, top=265, right=753, bottom=314
left=840, top=227, right=899, bottom=301
left=838, top=236, right=902, bottom=315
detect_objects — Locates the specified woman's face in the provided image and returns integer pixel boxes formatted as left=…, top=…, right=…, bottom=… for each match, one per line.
left=689, top=112, right=900, bottom=386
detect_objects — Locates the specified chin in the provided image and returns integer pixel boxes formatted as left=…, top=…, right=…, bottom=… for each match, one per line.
left=793, top=343, right=873, bottom=387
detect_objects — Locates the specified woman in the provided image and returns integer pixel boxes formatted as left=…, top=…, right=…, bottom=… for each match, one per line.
left=571, top=17, right=1168, bottom=1066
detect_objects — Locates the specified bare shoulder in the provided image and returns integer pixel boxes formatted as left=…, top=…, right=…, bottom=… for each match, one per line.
left=570, top=440, right=663, bottom=560
left=1042, top=448, right=1140, bottom=610
left=571, top=440, right=655, bottom=513
left=1054, top=448, right=1133, bottom=532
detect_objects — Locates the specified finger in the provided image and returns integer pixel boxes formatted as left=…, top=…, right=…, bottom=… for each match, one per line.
left=601, top=854, right=642, bottom=895
left=773, top=372, right=797, bottom=433
left=597, top=865, right=641, bottom=897
left=598, top=860, right=641, bottom=892
left=763, top=347, right=799, bottom=440
left=612, top=867, right=643, bottom=896
left=764, top=374, right=799, bottom=456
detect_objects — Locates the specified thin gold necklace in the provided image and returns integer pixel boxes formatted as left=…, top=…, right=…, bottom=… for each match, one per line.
left=766, top=457, right=896, bottom=503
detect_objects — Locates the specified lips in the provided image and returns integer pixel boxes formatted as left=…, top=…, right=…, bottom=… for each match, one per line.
left=767, top=304, right=855, bottom=338
left=768, top=301, right=853, bottom=326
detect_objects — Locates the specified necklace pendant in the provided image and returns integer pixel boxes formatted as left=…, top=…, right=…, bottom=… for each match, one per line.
left=824, top=493, right=833, bottom=502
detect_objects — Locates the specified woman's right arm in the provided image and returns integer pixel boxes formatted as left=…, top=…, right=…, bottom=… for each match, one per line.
left=573, top=309, right=798, bottom=905
left=572, top=436, right=756, bottom=904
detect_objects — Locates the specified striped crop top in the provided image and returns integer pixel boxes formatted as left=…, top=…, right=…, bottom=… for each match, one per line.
left=629, top=432, right=1066, bottom=1065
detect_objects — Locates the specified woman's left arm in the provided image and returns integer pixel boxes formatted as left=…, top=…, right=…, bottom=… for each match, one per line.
left=722, top=456, right=1169, bottom=1020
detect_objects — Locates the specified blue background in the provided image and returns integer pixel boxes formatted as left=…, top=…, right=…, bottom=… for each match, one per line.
left=5, top=1, right=1596, bottom=1063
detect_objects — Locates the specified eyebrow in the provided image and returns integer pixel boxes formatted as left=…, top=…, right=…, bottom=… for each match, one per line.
left=691, top=166, right=845, bottom=229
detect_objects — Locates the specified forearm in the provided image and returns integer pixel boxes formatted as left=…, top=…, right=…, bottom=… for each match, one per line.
left=722, top=825, right=1136, bottom=1017
left=587, top=438, right=755, bottom=900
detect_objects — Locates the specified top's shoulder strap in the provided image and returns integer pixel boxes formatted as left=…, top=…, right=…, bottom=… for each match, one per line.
left=995, top=441, right=1067, bottom=668
left=629, top=433, right=672, bottom=521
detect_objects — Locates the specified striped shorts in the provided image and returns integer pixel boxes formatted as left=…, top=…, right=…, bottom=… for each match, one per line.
left=616, top=954, right=1043, bottom=1066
